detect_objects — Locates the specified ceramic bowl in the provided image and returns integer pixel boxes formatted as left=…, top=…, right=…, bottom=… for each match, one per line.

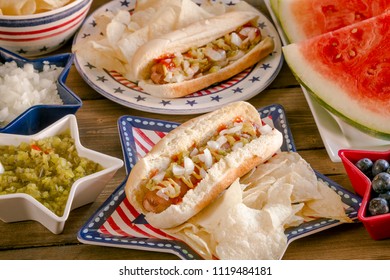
left=0, top=0, right=92, bottom=57
left=339, top=149, right=390, bottom=240
left=0, top=47, right=82, bottom=135
left=0, top=114, right=124, bottom=234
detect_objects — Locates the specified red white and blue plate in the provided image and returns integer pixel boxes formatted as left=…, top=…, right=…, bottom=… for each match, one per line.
left=77, top=104, right=361, bottom=259
left=72, top=0, right=283, bottom=115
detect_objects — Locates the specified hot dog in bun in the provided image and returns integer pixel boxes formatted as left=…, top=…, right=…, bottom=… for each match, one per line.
left=125, top=101, right=283, bottom=229
left=131, top=11, right=274, bottom=98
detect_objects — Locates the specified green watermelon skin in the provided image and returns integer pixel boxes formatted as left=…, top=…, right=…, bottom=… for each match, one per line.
left=278, top=0, right=390, bottom=43
left=283, top=11, right=390, bottom=139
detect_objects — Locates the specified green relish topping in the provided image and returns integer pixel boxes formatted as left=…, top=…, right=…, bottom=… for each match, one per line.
left=0, top=132, right=103, bottom=216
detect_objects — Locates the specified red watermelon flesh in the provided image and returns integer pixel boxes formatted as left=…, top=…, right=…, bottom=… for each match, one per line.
left=283, top=11, right=390, bottom=139
left=279, top=0, right=390, bottom=42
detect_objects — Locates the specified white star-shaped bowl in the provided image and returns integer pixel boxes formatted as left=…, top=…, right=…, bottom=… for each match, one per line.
left=0, top=114, right=123, bottom=234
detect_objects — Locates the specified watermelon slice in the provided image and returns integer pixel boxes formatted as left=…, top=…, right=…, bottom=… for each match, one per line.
left=283, top=11, right=390, bottom=139
left=270, top=0, right=279, bottom=16
left=278, top=0, right=390, bottom=43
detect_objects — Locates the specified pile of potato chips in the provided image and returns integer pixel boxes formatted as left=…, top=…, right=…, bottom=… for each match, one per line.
left=72, top=0, right=260, bottom=82
left=0, top=0, right=74, bottom=15
left=166, top=152, right=352, bottom=260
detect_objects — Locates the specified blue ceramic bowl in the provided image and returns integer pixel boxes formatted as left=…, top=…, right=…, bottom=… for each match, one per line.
left=0, top=47, right=82, bottom=135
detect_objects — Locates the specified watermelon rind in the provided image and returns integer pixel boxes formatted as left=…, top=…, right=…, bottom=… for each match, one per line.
left=270, top=0, right=279, bottom=17
left=278, top=0, right=306, bottom=43
left=283, top=43, right=390, bottom=140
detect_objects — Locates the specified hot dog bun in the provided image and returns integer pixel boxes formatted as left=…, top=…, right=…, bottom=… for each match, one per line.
left=125, top=101, right=283, bottom=229
left=131, top=11, right=274, bottom=98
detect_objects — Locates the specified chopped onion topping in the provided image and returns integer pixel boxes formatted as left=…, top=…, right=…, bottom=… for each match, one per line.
left=232, top=141, right=244, bottom=151
left=204, top=47, right=226, bottom=61
left=184, top=157, right=195, bottom=175
left=220, top=123, right=243, bottom=135
left=152, top=171, right=165, bottom=183
left=0, top=161, right=4, bottom=174
left=190, top=147, right=199, bottom=157
left=208, top=135, right=228, bottom=150
left=239, top=27, right=258, bottom=41
left=156, top=188, right=170, bottom=201
left=230, top=32, right=242, bottom=47
left=203, top=148, right=213, bottom=168
left=172, top=164, right=185, bottom=176
left=207, top=140, right=219, bottom=150
left=259, top=124, right=273, bottom=135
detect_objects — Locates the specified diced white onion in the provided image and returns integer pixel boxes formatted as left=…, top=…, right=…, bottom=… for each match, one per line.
left=152, top=171, right=165, bottom=183
left=172, top=164, right=185, bottom=176
left=230, top=32, right=242, bottom=47
left=232, top=142, right=244, bottom=151
left=184, top=157, right=195, bottom=175
left=219, top=123, right=243, bottom=135
left=207, top=140, right=220, bottom=150
left=0, top=61, right=63, bottom=126
left=0, top=161, right=4, bottom=174
left=239, top=27, right=257, bottom=38
left=217, top=135, right=228, bottom=145
left=204, top=47, right=226, bottom=61
left=203, top=148, right=213, bottom=168
left=190, top=147, right=199, bottom=157
left=258, top=124, right=273, bottom=135
left=156, top=188, right=169, bottom=201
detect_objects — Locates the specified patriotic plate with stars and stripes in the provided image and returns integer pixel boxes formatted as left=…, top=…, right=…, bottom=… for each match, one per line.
left=77, top=104, right=361, bottom=259
left=72, top=0, right=283, bottom=115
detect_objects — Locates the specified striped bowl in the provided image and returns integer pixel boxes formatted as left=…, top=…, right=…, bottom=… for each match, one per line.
left=0, top=0, right=92, bottom=57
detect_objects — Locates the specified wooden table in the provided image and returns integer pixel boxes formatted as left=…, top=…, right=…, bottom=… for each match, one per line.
left=1, top=0, right=389, bottom=260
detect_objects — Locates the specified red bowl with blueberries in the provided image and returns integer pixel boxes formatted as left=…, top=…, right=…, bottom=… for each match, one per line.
left=339, top=149, right=390, bottom=240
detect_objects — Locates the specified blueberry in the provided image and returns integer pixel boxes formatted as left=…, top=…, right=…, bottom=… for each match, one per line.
left=368, top=197, right=389, bottom=216
left=371, top=172, right=390, bottom=193
left=355, top=158, right=373, bottom=177
left=372, top=159, right=390, bottom=177
left=379, top=191, right=390, bottom=204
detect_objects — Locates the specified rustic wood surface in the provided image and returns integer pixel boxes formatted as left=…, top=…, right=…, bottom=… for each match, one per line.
left=1, top=0, right=389, bottom=260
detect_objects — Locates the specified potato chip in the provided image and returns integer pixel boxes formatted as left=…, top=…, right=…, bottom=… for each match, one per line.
left=263, top=182, right=294, bottom=228
left=169, top=223, right=214, bottom=259
left=165, top=151, right=352, bottom=259
left=35, top=0, right=72, bottom=13
left=0, top=0, right=36, bottom=15
left=190, top=179, right=243, bottom=230
left=300, top=180, right=353, bottom=223
left=176, top=0, right=214, bottom=28
left=283, top=203, right=305, bottom=228
left=213, top=203, right=287, bottom=260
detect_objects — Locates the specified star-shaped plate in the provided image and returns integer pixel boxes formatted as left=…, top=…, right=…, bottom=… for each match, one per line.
left=339, top=149, right=390, bottom=240
left=0, top=115, right=123, bottom=234
left=77, top=104, right=361, bottom=259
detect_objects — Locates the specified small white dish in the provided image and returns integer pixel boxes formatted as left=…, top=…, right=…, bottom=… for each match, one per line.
left=0, top=114, right=123, bottom=234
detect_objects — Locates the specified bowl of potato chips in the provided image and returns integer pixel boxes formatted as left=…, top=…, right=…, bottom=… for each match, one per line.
left=0, top=0, right=92, bottom=57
